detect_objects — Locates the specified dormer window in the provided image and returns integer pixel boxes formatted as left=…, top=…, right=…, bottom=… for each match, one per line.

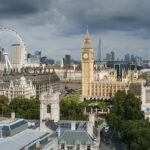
left=76, top=144, right=80, bottom=150
left=87, top=145, right=91, bottom=150
left=67, top=146, right=73, bottom=150
left=61, top=143, right=65, bottom=150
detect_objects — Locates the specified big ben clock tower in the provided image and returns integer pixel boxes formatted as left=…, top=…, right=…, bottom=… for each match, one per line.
left=81, top=28, right=94, bottom=98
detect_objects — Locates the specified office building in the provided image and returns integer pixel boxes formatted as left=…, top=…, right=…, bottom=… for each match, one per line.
left=105, top=51, right=115, bottom=61
left=63, top=54, right=71, bottom=68
left=111, top=51, right=115, bottom=61
left=124, top=54, right=130, bottom=63
left=105, top=53, right=112, bottom=61
left=97, top=38, right=102, bottom=61
left=34, top=51, right=41, bottom=59
left=10, top=44, right=26, bottom=70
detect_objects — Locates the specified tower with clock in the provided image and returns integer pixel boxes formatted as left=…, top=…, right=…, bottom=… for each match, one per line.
left=81, top=28, right=94, bottom=98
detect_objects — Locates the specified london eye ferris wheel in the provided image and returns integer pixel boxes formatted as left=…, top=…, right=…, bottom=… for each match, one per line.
left=0, top=27, right=27, bottom=72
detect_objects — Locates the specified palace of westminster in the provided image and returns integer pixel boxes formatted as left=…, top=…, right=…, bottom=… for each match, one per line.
left=81, top=30, right=140, bottom=99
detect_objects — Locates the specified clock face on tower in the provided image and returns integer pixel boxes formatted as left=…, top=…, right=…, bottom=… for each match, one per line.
left=83, top=53, right=89, bottom=59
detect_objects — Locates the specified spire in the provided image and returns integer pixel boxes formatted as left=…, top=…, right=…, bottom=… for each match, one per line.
left=97, top=38, right=101, bottom=61
left=82, top=25, right=93, bottom=49
left=86, top=25, right=89, bottom=35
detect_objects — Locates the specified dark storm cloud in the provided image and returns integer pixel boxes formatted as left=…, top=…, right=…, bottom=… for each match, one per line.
left=1, top=0, right=150, bottom=37
left=0, top=0, right=150, bottom=60
left=51, top=0, right=150, bottom=37
left=1, top=0, right=150, bottom=36
left=0, top=0, right=50, bottom=18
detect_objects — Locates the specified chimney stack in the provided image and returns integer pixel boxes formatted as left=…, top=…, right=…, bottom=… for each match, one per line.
left=11, top=112, right=15, bottom=119
left=71, top=121, right=76, bottom=130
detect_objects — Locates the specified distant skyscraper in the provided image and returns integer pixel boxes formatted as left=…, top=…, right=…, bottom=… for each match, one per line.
left=131, top=55, right=135, bottom=63
left=111, top=51, right=115, bottom=61
left=124, top=54, right=130, bottom=62
left=97, top=38, right=101, bottom=61
left=34, top=51, right=41, bottom=59
left=10, top=44, right=26, bottom=69
left=63, top=54, right=71, bottom=67
left=106, top=53, right=112, bottom=61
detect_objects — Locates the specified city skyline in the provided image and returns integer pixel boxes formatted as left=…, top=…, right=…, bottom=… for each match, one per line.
left=0, top=0, right=150, bottom=60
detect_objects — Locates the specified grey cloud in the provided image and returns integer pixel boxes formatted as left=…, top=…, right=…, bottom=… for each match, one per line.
left=1, top=0, right=150, bottom=37
left=0, top=0, right=150, bottom=60
left=1, top=0, right=150, bottom=33
left=0, top=0, right=51, bottom=18
left=51, top=0, right=150, bottom=37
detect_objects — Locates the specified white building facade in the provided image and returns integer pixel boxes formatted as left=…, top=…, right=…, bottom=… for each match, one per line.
left=0, top=76, right=35, bottom=101
left=10, top=44, right=27, bottom=70
left=141, top=81, right=150, bottom=120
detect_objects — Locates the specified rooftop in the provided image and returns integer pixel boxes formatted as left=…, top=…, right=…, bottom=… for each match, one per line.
left=0, top=117, right=17, bottom=124
left=0, top=118, right=25, bottom=125
left=0, top=129, right=48, bottom=150
left=59, top=130, right=93, bottom=145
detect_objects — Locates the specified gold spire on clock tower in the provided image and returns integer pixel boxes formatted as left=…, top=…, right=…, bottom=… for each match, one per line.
left=83, top=26, right=93, bottom=49
left=81, top=27, right=94, bottom=99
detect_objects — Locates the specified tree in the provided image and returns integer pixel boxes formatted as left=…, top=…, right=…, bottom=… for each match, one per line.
left=122, top=92, right=144, bottom=120
left=9, top=98, right=40, bottom=119
left=60, top=93, right=88, bottom=120
left=98, top=101, right=107, bottom=109
left=121, top=120, right=150, bottom=149
left=108, top=91, right=144, bottom=126
left=107, top=90, right=150, bottom=149
left=0, top=95, right=10, bottom=117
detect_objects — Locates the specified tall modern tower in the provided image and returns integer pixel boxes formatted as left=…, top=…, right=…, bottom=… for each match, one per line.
left=10, top=44, right=26, bottom=70
left=97, top=38, right=102, bottom=61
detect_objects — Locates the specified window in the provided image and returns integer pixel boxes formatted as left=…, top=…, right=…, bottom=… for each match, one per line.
left=146, top=90, right=150, bottom=103
left=61, top=144, right=65, bottom=150
left=47, top=105, right=51, bottom=113
left=76, top=144, right=80, bottom=150
left=146, top=108, right=150, bottom=112
left=67, top=146, right=73, bottom=150
left=87, top=145, right=91, bottom=150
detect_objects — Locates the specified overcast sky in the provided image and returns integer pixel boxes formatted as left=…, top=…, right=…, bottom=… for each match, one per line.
left=0, top=0, right=150, bottom=61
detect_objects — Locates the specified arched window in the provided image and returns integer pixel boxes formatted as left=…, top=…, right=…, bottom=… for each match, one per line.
left=47, top=105, right=51, bottom=113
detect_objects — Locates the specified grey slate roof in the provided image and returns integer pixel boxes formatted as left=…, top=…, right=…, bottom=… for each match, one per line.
left=59, top=130, right=93, bottom=145
left=0, top=129, right=47, bottom=150
left=58, top=120, right=88, bottom=136
left=45, top=120, right=58, bottom=131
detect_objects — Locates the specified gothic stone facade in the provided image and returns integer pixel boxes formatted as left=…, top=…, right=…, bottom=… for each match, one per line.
left=0, top=67, right=60, bottom=97
left=0, top=76, right=35, bottom=101
left=81, top=31, right=130, bottom=99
